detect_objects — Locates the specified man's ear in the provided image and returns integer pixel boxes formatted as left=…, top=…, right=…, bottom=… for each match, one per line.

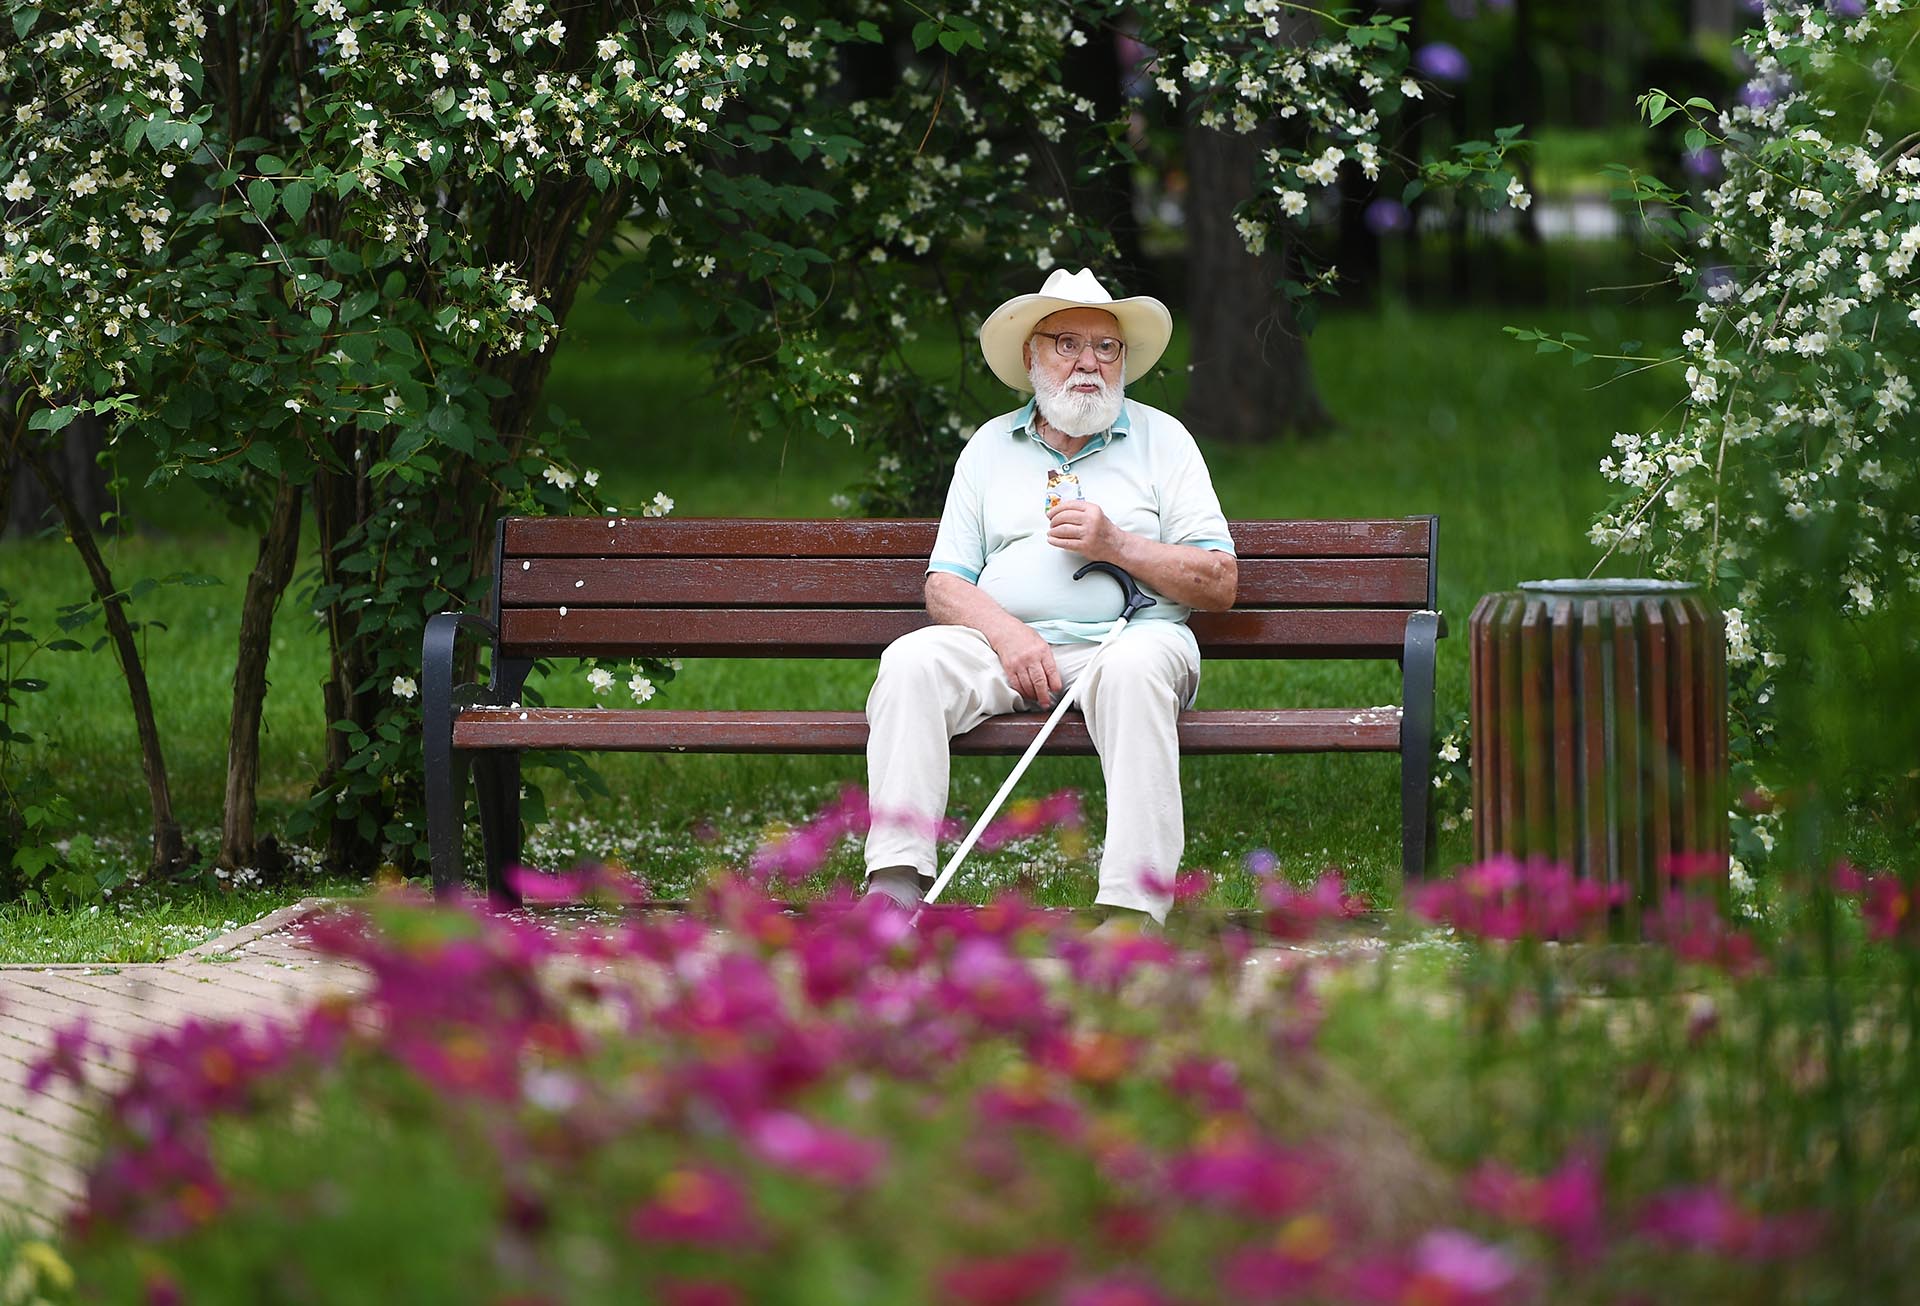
left=1021, top=339, right=1033, bottom=370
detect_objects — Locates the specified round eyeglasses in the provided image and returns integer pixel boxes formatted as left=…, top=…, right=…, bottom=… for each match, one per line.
left=1033, top=331, right=1126, bottom=364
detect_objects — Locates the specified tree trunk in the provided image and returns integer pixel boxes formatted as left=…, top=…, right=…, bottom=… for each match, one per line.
left=4, top=414, right=111, bottom=541
left=1180, top=119, right=1330, bottom=442
left=21, top=439, right=185, bottom=876
left=218, top=474, right=304, bottom=870
left=312, top=436, right=379, bottom=873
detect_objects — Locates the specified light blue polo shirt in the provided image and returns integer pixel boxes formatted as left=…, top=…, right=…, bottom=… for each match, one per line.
left=928, top=397, right=1235, bottom=648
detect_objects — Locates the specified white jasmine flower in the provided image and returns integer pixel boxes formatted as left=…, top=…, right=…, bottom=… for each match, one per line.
left=391, top=675, right=418, bottom=699
left=543, top=464, right=578, bottom=490
left=628, top=673, right=655, bottom=703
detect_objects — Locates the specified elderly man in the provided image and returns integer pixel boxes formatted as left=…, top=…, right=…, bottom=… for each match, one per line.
left=862, top=267, right=1237, bottom=925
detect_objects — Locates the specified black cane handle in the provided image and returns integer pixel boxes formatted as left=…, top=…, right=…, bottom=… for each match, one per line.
left=1073, top=561, right=1157, bottom=623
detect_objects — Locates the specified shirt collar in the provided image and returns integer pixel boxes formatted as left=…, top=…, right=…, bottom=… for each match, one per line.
left=1013, top=397, right=1131, bottom=440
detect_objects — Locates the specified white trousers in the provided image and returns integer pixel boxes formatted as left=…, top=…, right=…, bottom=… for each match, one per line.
left=863, top=622, right=1201, bottom=922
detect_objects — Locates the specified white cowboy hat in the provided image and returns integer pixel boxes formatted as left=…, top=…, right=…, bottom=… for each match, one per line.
left=978, top=266, right=1173, bottom=394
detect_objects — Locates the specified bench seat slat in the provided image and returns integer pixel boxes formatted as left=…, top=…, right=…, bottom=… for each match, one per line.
left=503, top=517, right=1432, bottom=559
left=498, top=556, right=1432, bottom=609
left=451, top=707, right=1404, bottom=754
left=497, top=607, right=1425, bottom=660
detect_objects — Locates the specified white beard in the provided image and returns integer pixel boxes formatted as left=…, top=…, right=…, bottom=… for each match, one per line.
left=1029, top=358, right=1126, bottom=437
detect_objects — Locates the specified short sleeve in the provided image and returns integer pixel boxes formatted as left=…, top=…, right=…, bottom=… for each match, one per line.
left=928, top=441, right=986, bottom=582
left=1159, top=428, right=1235, bottom=555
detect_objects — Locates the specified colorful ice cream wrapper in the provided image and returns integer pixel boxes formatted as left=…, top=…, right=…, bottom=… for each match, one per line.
left=1045, top=469, right=1084, bottom=513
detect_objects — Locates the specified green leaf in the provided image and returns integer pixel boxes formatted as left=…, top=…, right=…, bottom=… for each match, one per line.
left=28, top=406, right=78, bottom=433
left=911, top=19, right=936, bottom=51
left=247, top=177, right=276, bottom=218
left=282, top=179, right=314, bottom=222
left=13, top=7, right=41, bottom=39
left=937, top=29, right=966, bottom=54
left=585, top=158, right=611, bottom=192
left=339, top=289, right=377, bottom=324
left=257, top=153, right=286, bottom=174
left=243, top=443, right=281, bottom=476
left=310, top=303, right=333, bottom=329
left=636, top=160, right=660, bottom=192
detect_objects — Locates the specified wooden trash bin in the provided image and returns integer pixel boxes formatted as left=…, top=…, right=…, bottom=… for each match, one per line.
left=1469, top=580, right=1728, bottom=916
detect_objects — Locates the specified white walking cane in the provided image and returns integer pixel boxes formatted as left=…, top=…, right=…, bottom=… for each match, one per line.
left=911, top=562, right=1156, bottom=923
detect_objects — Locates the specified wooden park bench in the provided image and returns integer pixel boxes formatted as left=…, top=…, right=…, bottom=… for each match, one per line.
left=423, top=516, right=1445, bottom=896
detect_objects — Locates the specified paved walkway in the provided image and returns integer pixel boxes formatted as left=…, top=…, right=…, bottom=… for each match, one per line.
left=0, top=900, right=362, bottom=1228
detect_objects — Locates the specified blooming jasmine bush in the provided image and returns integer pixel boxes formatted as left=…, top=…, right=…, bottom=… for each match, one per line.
left=19, top=798, right=1920, bottom=1301
left=0, top=0, right=738, bottom=875
left=1505, top=3, right=1920, bottom=875
left=626, top=0, right=1526, bottom=512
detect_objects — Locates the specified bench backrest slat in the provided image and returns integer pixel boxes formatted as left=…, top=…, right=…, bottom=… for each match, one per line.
left=491, top=516, right=1433, bottom=662
left=498, top=556, right=1431, bottom=609
left=498, top=607, right=1424, bottom=660
left=503, top=517, right=1431, bottom=559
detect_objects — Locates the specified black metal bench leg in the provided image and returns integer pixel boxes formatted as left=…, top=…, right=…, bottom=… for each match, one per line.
left=1400, top=610, right=1442, bottom=884
left=426, top=748, right=471, bottom=896
left=474, top=751, right=524, bottom=902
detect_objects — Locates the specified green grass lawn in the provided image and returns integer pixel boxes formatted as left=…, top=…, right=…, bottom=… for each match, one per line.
left=2, top=292, right=1687, bottom=950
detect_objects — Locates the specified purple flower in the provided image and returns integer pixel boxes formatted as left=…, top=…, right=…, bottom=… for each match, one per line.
left=1681, top=148, right=1721, bottom=180
left=1413, top=42, right=1471, bottom=83
left=1364, top=198, right=1411, bottom=236
left=28, top=1019, right=100, bottom=1094
left=1243, top=847, right=1279, bottom=878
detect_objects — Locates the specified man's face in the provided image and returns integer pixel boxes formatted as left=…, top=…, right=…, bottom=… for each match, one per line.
left=1023, top=308, right=1126, bottom=438
left=1022, top=307, right=1125, bottom=395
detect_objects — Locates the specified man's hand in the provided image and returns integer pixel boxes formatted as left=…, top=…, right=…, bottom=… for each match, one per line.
left=1046, top=500, right=1123, bottom=561
left=989, top=621, right=1063, bottom=708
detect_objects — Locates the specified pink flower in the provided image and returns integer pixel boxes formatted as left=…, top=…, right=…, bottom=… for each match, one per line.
left=1861, top=873, right=1916, bottom=943
left=1647, top=898, right=1765, bottom=976
left=505, top=862, right=647, bottom=904
left=628, top=1166, right=758, bottom=1246
left=935, top=1245, right=1073, bottom=1305
left=1635, top=1185, right=1820, bottom=1260
left=1348, top=1230, right=1525, bottom=1304
left=659, top=1280, right=746, bottom=1306
left=750, top=786, right=870, bottom=882
left=1059, top=1273, right=1175, bottom=1306
left=1463, top=1152, right=1606, bottom=1259
left=975, top=789, right=1085, bottom=852
left=1411, top=1230, right=1525, bottom=1300
left=1166, top=1135, right=1321, bottom=1219
left=1410, top=856, right=1618, bottom=941
left=1262, top=871, right=1369, bottom=940
left=1660, top=851, right=1729, bottom=884
left=1173, top=867, right=1212, bottom=903
left=1166, top=1055, right=1246, bottom=1115
left=746, top=1110, right=886, bottom=1188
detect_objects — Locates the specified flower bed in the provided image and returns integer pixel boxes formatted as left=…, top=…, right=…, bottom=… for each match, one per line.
left=11, top=800, right=1919, bottom=1302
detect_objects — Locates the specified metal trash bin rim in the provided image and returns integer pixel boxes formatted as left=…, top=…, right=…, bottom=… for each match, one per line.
left=1517, top=579, right=1699, bottom=597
